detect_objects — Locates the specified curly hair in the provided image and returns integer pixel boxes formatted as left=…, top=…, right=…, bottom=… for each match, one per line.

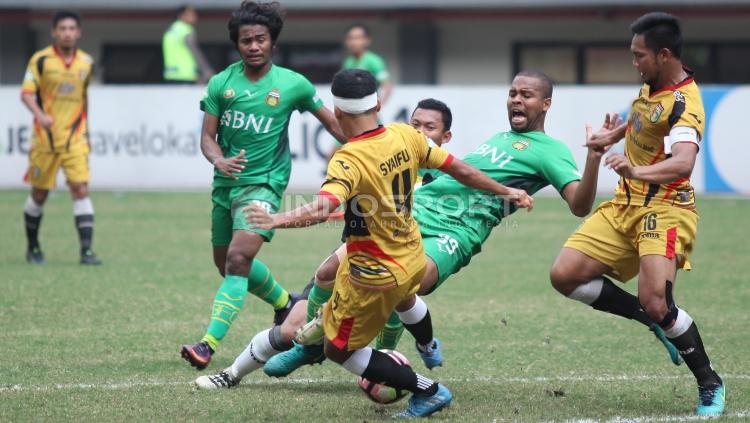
left=228, top=1, right=285, bottom=46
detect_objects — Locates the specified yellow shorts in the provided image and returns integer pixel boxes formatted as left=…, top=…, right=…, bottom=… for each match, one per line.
left=564, top=201, right=698, bottom=282
left=323, top=261, right=426, bottom=351
left=25, top=147, right=91, bottom=190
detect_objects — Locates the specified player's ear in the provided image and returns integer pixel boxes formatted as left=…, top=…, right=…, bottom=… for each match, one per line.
left=542, top=98, right=551, bottom=112
left=334, top=106, right=343, bottom=120
left=441, top=130, right=453, bottom=145
left=375, top=98, right=382, bottom=113
left=659, top=47, right=671, bottom=63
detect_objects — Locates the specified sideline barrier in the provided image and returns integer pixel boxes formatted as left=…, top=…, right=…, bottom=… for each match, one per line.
left=1, top=85, right=745, bottom=194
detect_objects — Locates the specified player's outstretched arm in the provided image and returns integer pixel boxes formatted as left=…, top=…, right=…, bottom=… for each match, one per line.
left=244, top=194, right=339, bottom=230
left=564, top=113, right=626, bottom=217
left=441, top=158, right=534, bottom=211
left=312, top=106, right=348, bottom=145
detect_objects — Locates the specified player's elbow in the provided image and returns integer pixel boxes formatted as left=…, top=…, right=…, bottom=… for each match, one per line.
left=570, top=203, right=591, bottom=218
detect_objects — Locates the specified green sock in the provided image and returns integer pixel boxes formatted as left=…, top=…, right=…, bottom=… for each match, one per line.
left=376, top=311, right=405, bottom=350
left=306, top=283, right=333, bottom=321
left=247, top=259, right=289, bottom=311
left=202, top=274, right=248, bottom=351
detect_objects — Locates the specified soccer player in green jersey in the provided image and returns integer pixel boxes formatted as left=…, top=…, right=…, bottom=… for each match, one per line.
left=181, top=0, right=345, bottom=370
left=342, top=23, right=392, bottom=104
left=263, top=70, right=678, bottom=376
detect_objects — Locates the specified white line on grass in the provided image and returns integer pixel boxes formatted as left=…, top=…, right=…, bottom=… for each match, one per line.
left=1, top=373, right=747, bottom=393
left=554, top=409, right=750, bottom=422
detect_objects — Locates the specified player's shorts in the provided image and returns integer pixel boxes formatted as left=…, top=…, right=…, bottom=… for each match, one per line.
left=323, top=262, right=426, bottom=351
left=211, top=184, right=281, bottom=246
left=25, top=147, right=90, bottom=190
left=416, top=206, right=486, bottom=292
left=564, top=200, right=698, bottom=282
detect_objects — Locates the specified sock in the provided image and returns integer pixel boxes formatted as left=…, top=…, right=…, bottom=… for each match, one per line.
left=246, top=259, right=289, bottom=310
left=73, top=197, right=95, bottom=253
left=229, top=328, right=282, bottom=380
left=24, top=196, right=43, bottom=250
left=306, top=283, right=333, bottom=321
left=662, top=308, right=722, bottom=387
left=397, top=296, right=433, bottom=349
left=568, top=276, right=653, bottom=327
left=202, top=274, right=248, bottom=351
left=351, top=348, right=438, bottom=396
left=268, top=324, right=293, bottom=351
left=376, top=312, right=405, bottom=350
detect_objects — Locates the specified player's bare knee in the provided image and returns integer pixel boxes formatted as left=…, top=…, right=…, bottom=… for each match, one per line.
left=225, top=248, right=252, bottom=275
left=641, top=296, right=668, bottom=322
left=395, top=295, right=417, bottom=312
left=323, top=341, right=348, bottom=364
left=549, top=262, right=578, bottom=295
left=31, top=189, right=49, bottom=205
left=69, top=183, right=88, bottom=199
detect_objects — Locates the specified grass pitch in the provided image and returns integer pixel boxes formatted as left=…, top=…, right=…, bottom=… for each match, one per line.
left=1, top=190, right=748, bottom=422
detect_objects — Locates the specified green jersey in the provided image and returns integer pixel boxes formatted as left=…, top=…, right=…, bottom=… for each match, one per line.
left=414, top=130, right=581, bottom=240
left=343, top=51, right=390, bottom=86
left=200, top=62, right=323, bottom=194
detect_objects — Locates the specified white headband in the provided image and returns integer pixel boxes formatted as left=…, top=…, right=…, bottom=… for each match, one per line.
left=333, top=92, right=378, bottom=114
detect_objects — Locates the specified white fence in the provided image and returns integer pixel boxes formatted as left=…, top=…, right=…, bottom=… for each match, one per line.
left=1, top=85, right=747, bottom=194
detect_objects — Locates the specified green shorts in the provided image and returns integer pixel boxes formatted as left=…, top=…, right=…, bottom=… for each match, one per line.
left=211, top=184, right=282, bottom=246
left=416, top=206, right=487, bottom=292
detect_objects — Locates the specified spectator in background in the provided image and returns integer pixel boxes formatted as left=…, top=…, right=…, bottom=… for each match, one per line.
left=162, top=5, right=214, bottom=84
left=323, top=23, right=395, bottom=173
left=342, top=23, right=392, bottom=104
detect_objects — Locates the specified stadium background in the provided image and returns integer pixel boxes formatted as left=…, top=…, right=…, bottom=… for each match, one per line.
left=1, top=0, right=750, bottom=193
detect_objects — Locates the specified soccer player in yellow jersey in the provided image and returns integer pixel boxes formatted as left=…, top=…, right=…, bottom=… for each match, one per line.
left=246, top=69, right=532, bottom=417
left=20, top=10, right=100, bottom=265
left=550, top=12, right=724, bottom=416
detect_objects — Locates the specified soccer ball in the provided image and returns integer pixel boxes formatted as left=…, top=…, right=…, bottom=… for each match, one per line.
left=357, top=349, right=411, bottom=404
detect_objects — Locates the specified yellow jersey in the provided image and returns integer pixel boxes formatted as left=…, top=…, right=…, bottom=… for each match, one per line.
left=614, top=74, right=705, bottom=208
left=321, top=123, right=453, bottom=290
left=21, top=45, right=94, bottom=153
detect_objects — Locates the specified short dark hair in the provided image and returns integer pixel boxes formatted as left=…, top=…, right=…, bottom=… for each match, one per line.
left=52, top=10, right=81, bottom=28
left=332, top=69, right=377, bottom=99
left=174, top=4, right=192, bottom=20
left=630, top=12, right=682, bottom=58
left=414, top=98, right=453, bottom=131
left=228, top=1, right=285, bottom=46
left=345, top=22, right=370, bottom=37
left=514, top=70, right=554, bottom=98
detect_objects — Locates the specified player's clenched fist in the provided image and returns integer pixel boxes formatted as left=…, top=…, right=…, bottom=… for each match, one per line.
left=507, top=188, right=534, bottom=212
